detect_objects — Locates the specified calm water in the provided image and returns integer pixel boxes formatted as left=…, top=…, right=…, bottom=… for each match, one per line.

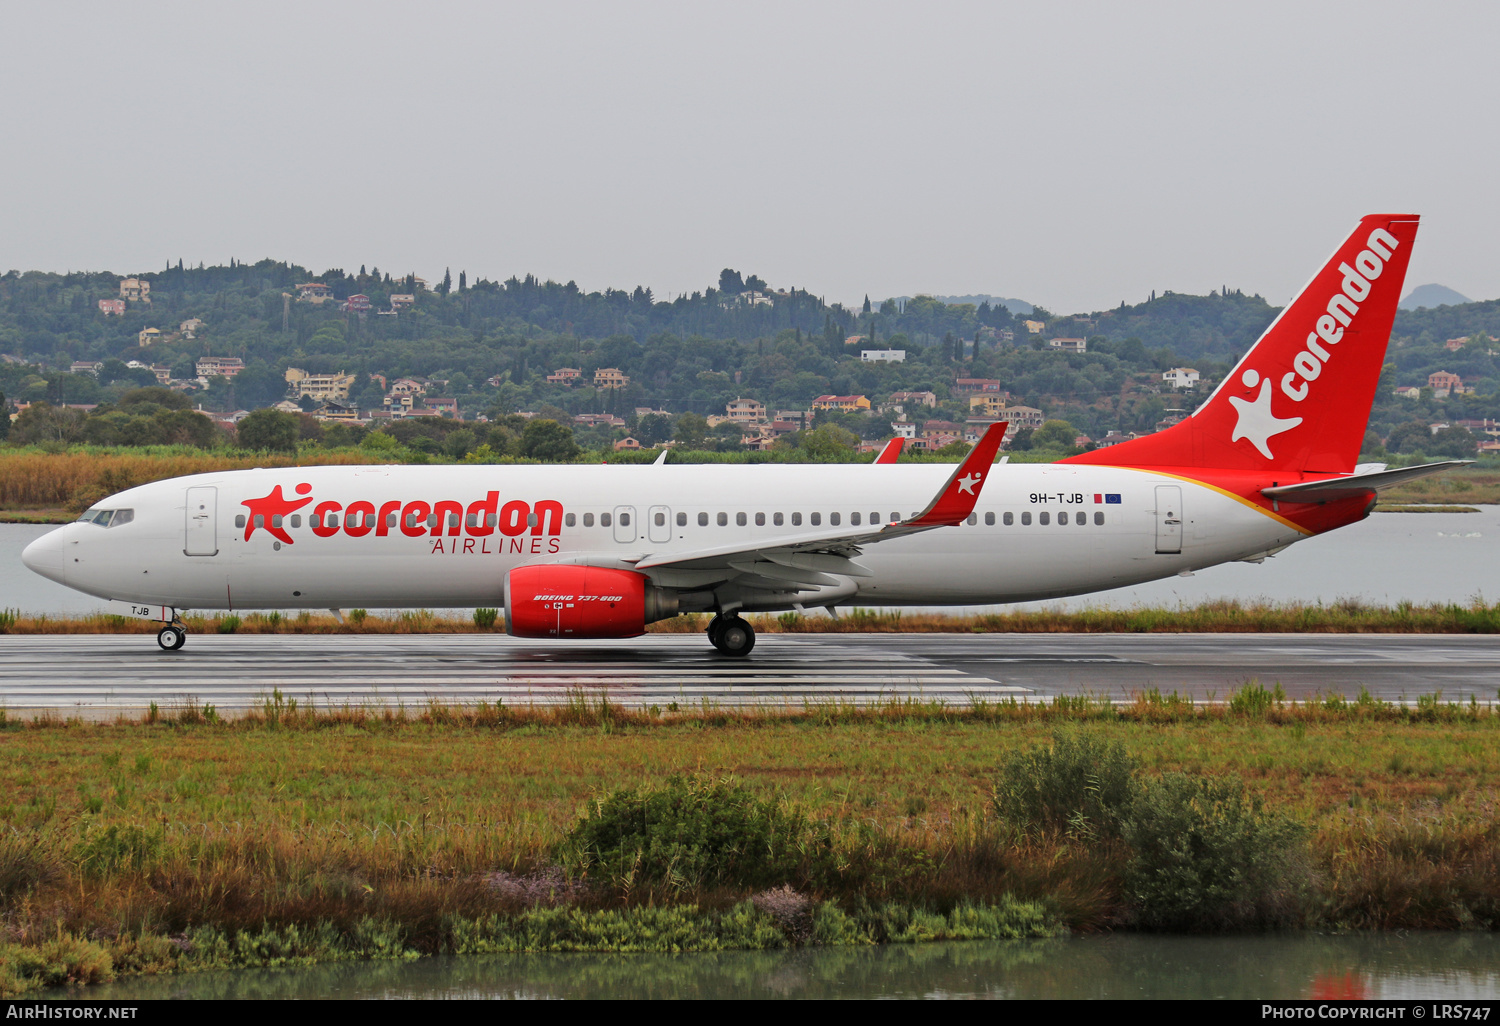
left=4, top=508, right=1496, bottom=617
left=50, top=933, right=1500, bottom=1000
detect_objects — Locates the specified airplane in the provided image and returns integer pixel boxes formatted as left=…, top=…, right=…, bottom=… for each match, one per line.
left=22, top=213, right=1470, bottom=657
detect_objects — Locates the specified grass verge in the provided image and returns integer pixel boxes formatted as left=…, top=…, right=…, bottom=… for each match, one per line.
left=2, top=598, right=1500, bottom=636
left=3, top=688, right=1500, bottom=993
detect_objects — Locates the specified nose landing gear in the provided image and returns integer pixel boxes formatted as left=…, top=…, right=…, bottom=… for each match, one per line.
left=707, top=614, right=755, bottom=657
left=156, top=624, right=186, bottom=652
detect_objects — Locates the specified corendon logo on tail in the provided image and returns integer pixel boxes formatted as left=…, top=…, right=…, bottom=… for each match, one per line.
left=1227, top=226, right=1401, bottom=459
left=240, top=486, right=566, bottom=554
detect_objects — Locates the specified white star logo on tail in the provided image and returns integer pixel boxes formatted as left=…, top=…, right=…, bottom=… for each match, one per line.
left=958, top=473, right=982, bottom=494
left=1227, top=369, right=1302, bottom=459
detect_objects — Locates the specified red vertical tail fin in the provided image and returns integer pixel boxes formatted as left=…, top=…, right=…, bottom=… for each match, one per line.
left=1065, top=214, right=1418, bottom=475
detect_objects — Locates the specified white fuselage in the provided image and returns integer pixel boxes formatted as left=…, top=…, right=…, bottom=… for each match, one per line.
left=24, top=462, right=1312, bottom=612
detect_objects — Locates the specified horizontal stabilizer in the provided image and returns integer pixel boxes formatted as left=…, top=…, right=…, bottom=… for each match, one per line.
left=1261, top=461, right=1472, bottom=502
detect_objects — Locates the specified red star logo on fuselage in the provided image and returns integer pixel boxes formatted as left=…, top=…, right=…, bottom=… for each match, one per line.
left=241, top=484, right=314, bottom=544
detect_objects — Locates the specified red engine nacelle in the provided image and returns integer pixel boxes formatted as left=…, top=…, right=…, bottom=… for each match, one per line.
left=505, top=565, right=676, bottom=639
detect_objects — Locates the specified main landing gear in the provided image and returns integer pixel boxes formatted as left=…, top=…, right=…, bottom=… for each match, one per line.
left=156, top=623, right=187, bottom=652
left=707, top=614, right=755, bottom=657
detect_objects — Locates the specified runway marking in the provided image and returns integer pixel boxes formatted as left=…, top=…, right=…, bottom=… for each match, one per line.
left=0, top=634, right=1024, bottom=714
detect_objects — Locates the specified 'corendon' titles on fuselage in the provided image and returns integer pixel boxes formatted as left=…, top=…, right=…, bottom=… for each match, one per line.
left=241, top=485, right=566, bottom=554
left=23, top=213, right=1469, bottom=656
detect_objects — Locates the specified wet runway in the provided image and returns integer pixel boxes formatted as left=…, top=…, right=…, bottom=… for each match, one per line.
left=2, top=632, right=1497, bottom=716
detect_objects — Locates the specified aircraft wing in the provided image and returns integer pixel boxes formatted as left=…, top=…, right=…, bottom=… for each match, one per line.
left=628, top=423, right=1006, bottom=590
left=1261, top=460, right=1473, bottom=503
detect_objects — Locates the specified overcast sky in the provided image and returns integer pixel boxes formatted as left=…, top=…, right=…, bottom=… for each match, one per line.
left=2, top=1, right=1496, bottom=314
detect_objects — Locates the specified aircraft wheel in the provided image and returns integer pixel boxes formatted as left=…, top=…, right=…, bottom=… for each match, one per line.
left=706, top=616, right=727, bottom=652
left=717, top=616, right=755, bottom=658
left=157, top=625, right=186, bottom=652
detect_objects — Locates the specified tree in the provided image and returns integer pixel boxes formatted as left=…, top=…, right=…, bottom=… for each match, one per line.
left=120, top=386, right=191, bottom=411
left=170, top=354, right=197, bottom=381
left=438, top=268, right=452, bottom=295
left=718, top=269, right=744, bottom=294
left=1385, top=420, right=1433, bottom=455
left=800, top=423, right=859, bottom=460
left=236, top=408, right=300, bottom=452
left=10, top=402, right=87, bottom=445
left=520, top=419, right=581, bottom=461
left=1032, top=419, right=1079, bottom=449
left=674, top=412, right=709, bottom=449
left=0, top=391, right=8, bottom=441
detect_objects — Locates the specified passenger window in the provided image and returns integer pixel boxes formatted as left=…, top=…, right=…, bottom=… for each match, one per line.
left=869, top=512, right=879, bottom=525
left=676, top=512, right=686, bottom=527
left=851, top=512, right=862, bottom=526
left=387, top=513, right=398, bottom=528
left=272, top=515, right=284, bottom=528
left=1003, top=512, right=1013, bottom=525
left=773, top=513, right=784, bottom=526
left=1059, top=511, right=1068, bottom=525
left=429, top=514, right=440, bottom=528
left=966, top=514, right=976, bottom=525
left=565, top=513, right=576, bottom=527
left=291, top=515, right=301, bottom=528
left=1094, top=512, right=1105, bottom=526
left=602, top=513, right=613, bottom=527
left=235, top=514, right=246, bottom=528
left=655, top=512, right=665, bottom=527
left=449, top=514, right=459, bottom=529
left=811, top=512, right=821, bottom=526
left=254, top=514, right=265, bottom=528
left=698, top=512, right=708, bottom=527
left=755, top=512, right=765, bottom=526
left=467, top=513, right=478, bottom=528
left=717, top=512, right=727, bottom=526
left=1039, top=512, right=1050, bottom=525
left=736, top=512, right=747, bottom=526
left=791, top=512, right=802, bottom=526
left=891, top=513, right=900, bottom=524
left=1021, top=512, right=1031, bottom=525
left=618, top=512, right=629, bottom=526
left=830, top=512, right=840, bottom=526
left=583, top=513, right=595, bottom=527
left=528, top=513, right=538, bottom=527
left=1077, top=513, right=1087, bottom=526
left=985, top=512, right=995, bottom=526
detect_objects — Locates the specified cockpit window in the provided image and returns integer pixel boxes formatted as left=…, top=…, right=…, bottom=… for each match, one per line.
left=75, top=508, right=133, bottom=527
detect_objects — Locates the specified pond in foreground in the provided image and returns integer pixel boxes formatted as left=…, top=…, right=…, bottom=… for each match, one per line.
left=52, top=932, right=1500, bottom=1000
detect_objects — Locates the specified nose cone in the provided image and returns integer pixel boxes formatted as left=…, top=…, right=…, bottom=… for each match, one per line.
left=21, top=529, right=66, bottom=585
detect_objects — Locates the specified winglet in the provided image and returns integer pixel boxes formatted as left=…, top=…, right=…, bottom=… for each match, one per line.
left=903, top=422, right=1008, bottom=527
left=873, top=437, right=904, bottom=464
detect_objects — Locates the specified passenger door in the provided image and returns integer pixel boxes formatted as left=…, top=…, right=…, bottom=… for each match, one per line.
left=184, top=486, right=218, bottom=556
left=1154, top=485, right=1182, bottom=554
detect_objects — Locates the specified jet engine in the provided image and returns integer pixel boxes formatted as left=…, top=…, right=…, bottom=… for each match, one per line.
left=504, top=565, right=678, bottom=639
